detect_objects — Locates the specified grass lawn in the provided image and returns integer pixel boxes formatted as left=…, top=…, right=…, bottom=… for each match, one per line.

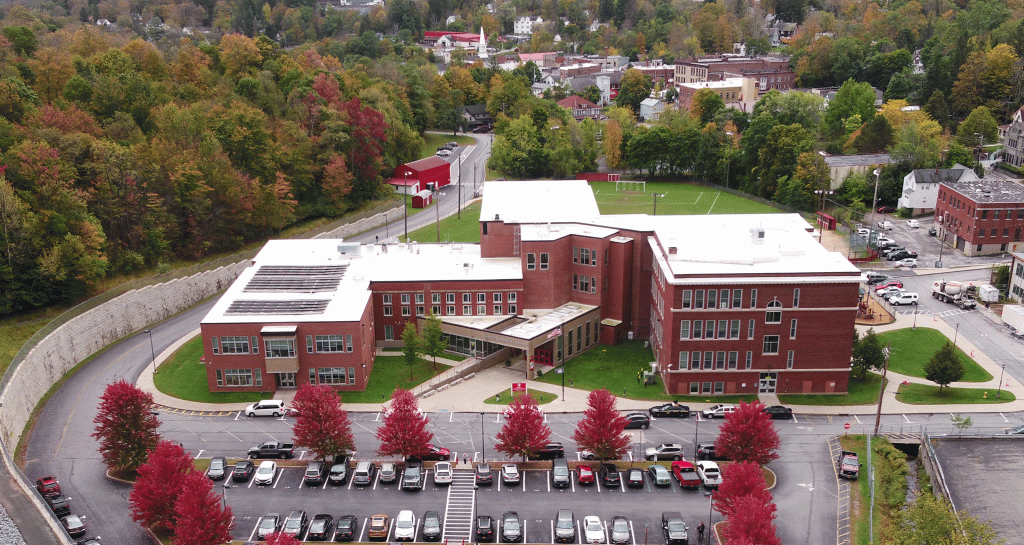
left=841, top=435, right=886, bottom=545
left=483, top=389, right=558, bottom=405
left=895, top=382, right=1015, bottom=404
left=590, top=181, right=782, bottom=215
left=0, top=307, right=64, bottom=379
left=533, top=341, right=755, bottom=403
left=403, top=201, right=482, bottom=243
left=779, top=373, right=885, bottom=406
left=421, top=133, right=475, bottom=158
left=339, top=355, right=450, bottom=404
left=154, top=336, right=266, bottom=403
left=877, top=328, right=992, bottom=382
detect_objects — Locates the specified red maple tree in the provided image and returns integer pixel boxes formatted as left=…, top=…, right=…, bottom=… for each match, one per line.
left=721, top=495, right=781, bottom=545
left=264, top=532, right=303, bottom=545
left=92, top=380, right=161, bottom=472
left=173, top=471, right=234, bottom=545
left=714, top=461, right=774, bottom=519
left=571, top=389, right=631, bottom=461
left=129, top=440, right=195, bottom=532
left=291, top=384, right=356, bottom=460
left=494, top=394, right=551, bottom=461
left=375, top=389, right=434, bottom=459
left=714, top=401, right=780, bottom=466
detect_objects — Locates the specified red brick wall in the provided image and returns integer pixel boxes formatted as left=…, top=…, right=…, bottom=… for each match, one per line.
left=371, top=279, right=526, bottom=341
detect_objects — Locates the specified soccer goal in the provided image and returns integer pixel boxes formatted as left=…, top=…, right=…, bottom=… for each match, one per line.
left=614, top=180, right=646, bottom=192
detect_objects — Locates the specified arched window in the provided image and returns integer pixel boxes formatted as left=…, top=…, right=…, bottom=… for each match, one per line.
left=765, top=300, right=782, bottom=324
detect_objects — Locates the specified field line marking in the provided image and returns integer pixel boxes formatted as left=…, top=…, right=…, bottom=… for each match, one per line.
left=706, top=192, right=721, bottom=214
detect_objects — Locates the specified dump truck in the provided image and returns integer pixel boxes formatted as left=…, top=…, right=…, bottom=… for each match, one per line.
left=931, top=280, right=977, bottom=309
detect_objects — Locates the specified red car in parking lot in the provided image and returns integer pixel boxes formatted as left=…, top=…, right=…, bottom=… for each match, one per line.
left=577, top=465, right=595, bottom=485
left=874, top=280, right=903, bottom=292
left=421, top=444, right=451, bottom=461
left=670, top=461, right=701, bottom=490
left=36, top=476, right=60, bottom=497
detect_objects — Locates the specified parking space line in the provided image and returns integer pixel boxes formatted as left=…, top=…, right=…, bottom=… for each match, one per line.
left=792, top=414, right=799, bottom=423
left=550, top=520, right=554, bottom=544
left=194, top=450, right=204, bottom=459
left=629, top=520, right=635, bottom=545
left=903, top=414, right=915, bottom=424
left=1001, top=413, right=1009, bottom=422
left=272, top=468, right=283, bottom=488
left=603, top=520, right=609, bottom=543
left=576, top=520, right=581, bottom=542
left=546, top=471, right=551, bottom=492
left=571, top=477, right=576, bottom=493
left=248, top=518, right=260, bottom=541
left=595, top=477, right=600, bottom=492
left=854, top=415, right=862, bottom=424
left=359, top=518, right=367, bottom=542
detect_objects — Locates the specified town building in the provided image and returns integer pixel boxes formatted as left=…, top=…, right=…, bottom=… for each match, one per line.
left=639, top=98, right=665, bottom=122
left=514, top=16, right=543, bottom=34
left=200, top=180, right=860, bottom=396
left=897, top=165, right=978, bottom=215
left=676, top=77, right=758, bottom=112
left=1000, top=106, right=1024, bottom=169
left=674, top=55, right=795, bottom=95
left=822, top=153, right=891, bottom=190
left=556, top=95, right=602, bottom=121
left=1009, top=251, right=1024, bottom=302
left=388, top=157, right=451, bottom=195
left=934, top=179, right=1024, bottom=256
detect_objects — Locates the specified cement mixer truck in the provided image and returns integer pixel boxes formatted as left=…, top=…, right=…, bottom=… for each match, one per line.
left=931, top=280, right=978, bottom=309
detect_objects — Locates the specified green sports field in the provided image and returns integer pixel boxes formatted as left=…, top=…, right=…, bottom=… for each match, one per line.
left=591, top=181, right=782, bottom=215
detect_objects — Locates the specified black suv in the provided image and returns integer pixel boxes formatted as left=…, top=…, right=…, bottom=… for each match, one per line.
left=529, top=442, right=565, bottom=460
left=231, top=460, right=254, bottom=482
left=475, top=515, right=495, bottom=542
left=888, top=250, right=918, bottom=261
left=763, top=405, right=793, bottom=419
left=329, top=456, right=351, bottom=485
left=500, top=511, right=522, bottom=542
left=403, top=460, right=424, bottom=490
left=600, top=464, right=621, bottom=486
left=422, top=511, right=442, bottom=541
left=623, top=412, right=651, bottom=429
left=554, top=510, right=575, bottom=543
left=304, top=460, right=327, bottom=485
left=662, top=512, right=689, bottom=545
left=475, top=463, right=493, bottom=485
left=333, top=514, right=358, bottom=541
left=46, top=494, right=71, bottom=516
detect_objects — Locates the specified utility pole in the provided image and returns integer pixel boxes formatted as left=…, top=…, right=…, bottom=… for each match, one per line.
left=435, top=187, right=441, bottom=242
left=873, top=341, right=890, bottom=435
left=458, top=155, right=462, bottom=219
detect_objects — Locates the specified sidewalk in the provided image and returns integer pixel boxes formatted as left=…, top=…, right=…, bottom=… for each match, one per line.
left=138, top=315, right=1024, bottom=416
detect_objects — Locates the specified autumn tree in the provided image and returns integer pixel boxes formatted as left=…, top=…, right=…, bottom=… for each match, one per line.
left=401, top=321, right=422, bottom=380
left=691, top=88, right=725, bottom=125
left=824, top=79, right=877, bottom=138
left=924, top=342, right=965, bottom=393
left=92, top=380, right=161, bottom=472
left=714, top=461, right=773, bottom=519
left=956, top=106, right=998, bottom=148
left=420, top=313, right=446, bottom=372
left=883, top=492, right=1001, bottom=544
left=173, top=471, right=234, bottom=545
left=571, top=389, right=631, bottom=461
left=603, top=119, right=624, bottom=168
left=264, top=532, right=303, bottom=545
left=376, top=389, right=434, bottom=459
left=721, top=495, right=781, bottom=545
left=714, top=401, right=780, bottom=466
left=291, top=384, right=355, bottom=460
left=495, top=394, right=552, bottom=461
left=130, top=440, right=195, bottom=533
left=616, top=68, right=653, bottom=114
left=851, top=328, right=886, bottom=378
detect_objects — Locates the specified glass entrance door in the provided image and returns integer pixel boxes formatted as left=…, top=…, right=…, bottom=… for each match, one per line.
left=278, top=373, right=297, bottom=388
left=758, top=372, right=777, bottom=393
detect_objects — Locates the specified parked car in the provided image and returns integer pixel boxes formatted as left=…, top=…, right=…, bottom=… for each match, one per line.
left=671, top=460, right=701, bottom=489
left=889, top=250, right=919, bottom=261
left=888, top=292, right=920, bottom=305
left=231, top=460, right=255, bottom=482
left=436, top=148, right=452, bottom=157
left=328, top=456, right=351, bottom=485
left=422, top=511, right=442, bottom=541
left=695, top=461, right=723, bottom=489
left=500, top=511, right=522, bottom=543
left=475, top=463, right=493, bottom=485
left=308, top=514, right=334, bottom=541
left=434, top=461, right=453, bottom=485
left=394, top=510, right=416, bottom=541
left=379, top=462, right=397, bottom=483
left=880, top=246, right=905, bottom=258
left=334, top=515, right=359, bottom=542
left=257, top=513, right=281, bottom=539
left=577, top=465, right=595, bottom=485
left=866, top=273, right=889, bottom=285
left=874, top=280, right=904, bottom=291
left=649, top=403, right=691, bottom=418
left=896, top=258, right=918, bottom=268
left=584, top=516, right=605, bottom=544
left=61, top=514, right=86, bottom=538
left=647, top=464, right=672, bottom=486
left=928, top=226, right=937, bottom=236
left=876, top=236, right=895, bottom=246
left=877, top=220, right=894, bottom=230
left=353, top=461, right=377, bottom=485
left=403, top=460, right=424, bottom=490
left=74, top=539, right=101, bottom=545
left=877, top=206, right=897, bottom=214
left=701, top=404, right=736, bottom=418
left=36, top=476, right=61, bottom=497
left=304, top=460, right=328, bottom=486
left=501, top=464, right=521, bottom=485
left=367, top=514, right=390, bottom=540
left=554, top=510, right=576, bottom=543
left=623, top=412, right=651, bottom=429
left=645, top=443, right=685, bottom=461
left=610, top=516, right=631, bottom=544
left=856, top=228, right=871, bottom=237
left=282, top=510, right=309, bottom=538
left=877, top=286, right=906, bottom=298
left=579, top=449, right=622, bottom=461
left=422, top=444, right=452, bottom=461
left=1006, top=425, right=1024, bottom=435
left=906, top=219, right=920, bottom=228
left=475, top=515, right=495, bottom=542
left=529, top=442, right=565, bottom=460
left=763, top=405, right=794, bottom=419
left=448, top=141, right=459, bottom=148
left=254, top=460, right=277, bottom=485
left=552, top=459, right=571, bottom=488
left=205, top=457, right=227, bottom=480
left=600, top=463, right=621, bottom=486
left=46, top=494, right=71, bottom=516
left=696, top=443, right=726, bottom=461
left=626, top=467, right=644, bottom=488
left=244, top=399, right=286, bottom=417
left=661, top=512, right=689, bottom=545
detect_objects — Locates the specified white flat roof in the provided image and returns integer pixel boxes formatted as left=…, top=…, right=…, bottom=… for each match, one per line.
left=480, top=180, right=600, bottom=224
left=501, top=303, right=597, bottom=340
left=519, top=222, right=619, bottom=241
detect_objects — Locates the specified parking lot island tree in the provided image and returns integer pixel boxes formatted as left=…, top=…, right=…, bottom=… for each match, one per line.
left=173, top=470, right=235, bottom=545
left=376, top=388, right=434, bottom=459
left=291, top=384, right=356, bottom=460
left=402, top=320, right=422, bottom=380
left=714, top=401, right=781, bottom=466
left=714, top=461, right=774, bottom=519
left=129, top=440, right=196, bottom=533
left=420, top=313, right=446, bottom=372
left=264, top=532, right=303, bottom=545
left=924, top=342, right=966, bottom=393
left=92, top=380, right=161, bottom=473
left=571, top=389, right=631, bottom=461
left=494, top=393, right=552, bottom=461
left=721, top=494, right=781, bottom=545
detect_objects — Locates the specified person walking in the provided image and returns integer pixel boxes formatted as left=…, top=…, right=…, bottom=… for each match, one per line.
left=697, top=521, right=705, bottom=544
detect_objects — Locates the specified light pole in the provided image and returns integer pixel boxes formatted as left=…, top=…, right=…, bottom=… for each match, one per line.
left=458, top=152, right=462, bottom=219
left=384, top=212, right=389, bottom=240
left=403, top=171, right=411, bottom=241
left=651, top=193, right=665, bottom=215
left=144, top=329, right=156, bottom=375
left=997, top=364, right=1006, bottom=398
left=954, top=323, right=960, bottom=346
left=873, top=341, right=891, bottom=435
left=693, top=412, right=700, bottom=460
left=434, top=185, right=441, bottom=242
left=558, top=367, right=565, bottom=400
left=871, top=169, right=881, bottom=221
left=479, top=412, right=486, bottom=463
left=707, top=492, right=714, bottom=542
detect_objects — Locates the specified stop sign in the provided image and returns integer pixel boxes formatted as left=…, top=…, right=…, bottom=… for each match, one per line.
left=844, top=422, right=851, bottom=430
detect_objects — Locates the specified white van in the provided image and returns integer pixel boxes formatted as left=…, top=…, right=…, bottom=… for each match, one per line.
left=877, top=221, right=893, bottom=230
left=244, top=400, right=286, bottom=417
left=888, top=292, right=919, bottom=306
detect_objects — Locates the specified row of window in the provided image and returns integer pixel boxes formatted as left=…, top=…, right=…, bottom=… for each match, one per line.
left=383, top=304, right=520, bottom=323
left=215, top=368, right=263, bottom=387
left=574, top=275, right=604, bottom=294
left=977, top=227, right=1022, bottom=240
left=939, top=193, right=1024, bottom=221
left=681, top=289, right=800, bottom=310
left=677, top=344, right=795, bottom=370
left=680, top=319, right=797, bottom=340
left=310, top=367, right=357, bottom=385
left=211, top=335, right=355, bottom=357
left=383, top=292, right=518, bottom=305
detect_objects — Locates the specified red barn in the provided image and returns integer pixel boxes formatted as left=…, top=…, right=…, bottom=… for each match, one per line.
left=389, top=157, right=451, bottom=195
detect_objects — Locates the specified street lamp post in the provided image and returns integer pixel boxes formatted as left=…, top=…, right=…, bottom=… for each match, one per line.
left=144, top=329, right=156, bottom=375
left=558, top=367, right=565, bottom=400
left=997, top=364, right=1006, bottom=398
left=479, top=412, right=486, bottom=463
left=871, top=169, right=881, bottom=221
left=693, top=412, right=700, bottom=460
left=954, top=323, right=959, bottom=346
left=707, top=492, right=714, bottom=543
left=403, top=171, right=411, bottom=241
left=384, top=212, right=389, bottom=240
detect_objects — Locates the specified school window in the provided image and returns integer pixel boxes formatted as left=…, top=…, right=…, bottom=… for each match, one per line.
left=691, top=352, right=701, bottom=370
left=416, top=294, right=424, bottom=304
left=714, top=382, right=724, bottom=394
left=432, top=305, right=441, bottom=315
left=540, top=253, right=549, bottom=270
left=509, top=292, right=517, bottom=302
left=494, top=305, right=502, bottom=314
left=708, top=289, right=717, bottom=308
left=720, top=289, right=730, bottom=309
left=416, top=306, right=424, bottom=316
left=787, top=350, right=795, bottom=368
left=586, top=322, right=591, bottom=346
left=463, top=293, right=472, bottom=303
left=316, top=335, right=345, bottom=352
left=747, top=320, right=755, bottom=339
left=527, top=253, right=536, bottom=270
left=220, top=336, right=251, bottom=354
left=682, top=290, right=692, bottom=308
left=383, top=306, right=393, bottom=316
left=765, top=300, right=782, bottom=323
left=703, top=351, right=713, bottom=370
left=305, top=335, right=314, bottom=353
left=716, top=351, right=726, bottom=369
left=573, top=247, right=578, bottom=263
left=255, top=368, right=262, bottom=386
left=432, top=293, right=441, bottom=304
left=790, top=319, right=798, bottom=338
left=447, top=305, right=455, bottom=315
left=251, top=336, right=258, bottom=354
left=265, top=339, right=295, bottom=358
left=690, top=382, right=700, bottom=394
left=702, top=382, right=713, bottom=394
left=693, top=320, right=703, bottom=339
left=463, top=305, right=471, bottom=315
left=402, top=306, right=411, bottom=316
left=383, top=294, right=392, bottom=305
left=384, top=325, right=394, bottom=340
left=494, top=293, right=502, bottom=302
left=478, top=305, right=486, bottom=315
left=746, top=351, right=753, bottom=369
left=750, top=289, right=758, bottom=308
left=763, top=335, right=780, bottom=354
left=212, top=337, right=220, bottom=354
left=793, top=288, right=800, bottom=308
left=317, top=367, right=346, bottom=385
left=567, top=331, right=574, bottom=356
left=401, top=294, right=410, bottom=304
left=728, top=352, right=738, bottom=369
left=732, top=289, right=742, bottom=308
left=678, top=352, right=688, bottom=369
left=717, top=320, right=728, bottom=339
left=508, top=304, right=517, bottom=314
left=680, top=320, right=691, bottom=339
left=309, top=366, right=317, bottom=386
left=730, top=320, right=740, bottom=339
left=704, top=321, right=714, bottom=338
left=223, top=369, right=254, bottom=387
left=478, top=293, right=486, bottom=303
left=348, top=367, right=355, bottom=385
left=590, top=277, right=597, bottom=293
left=694, top=290, right=704, bottom=308
left=447, top=293, right=456, bottom=304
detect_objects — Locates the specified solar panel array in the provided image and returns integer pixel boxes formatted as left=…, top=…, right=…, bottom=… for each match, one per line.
left=243, top=265, right=348, bottom=293
left=225, top=300, right=331, bottom=315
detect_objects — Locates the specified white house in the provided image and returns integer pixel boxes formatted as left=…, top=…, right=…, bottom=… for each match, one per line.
left=514, top=16, right=543, bottom=34
left=640, top=98, right=665, bottom=122
left=897, top=164, right=979, bottom=215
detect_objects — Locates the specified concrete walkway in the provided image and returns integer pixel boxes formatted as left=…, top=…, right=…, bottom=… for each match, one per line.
left=139, top=314, right=1024, bottom=416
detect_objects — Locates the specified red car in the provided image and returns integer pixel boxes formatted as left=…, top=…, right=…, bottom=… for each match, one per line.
left=421, top=444, right=451, bottom=461
left=877, top=206, right=896, bottom=214
left=874, top=280, right=903, bottom=292
left=577, top=465, right=595, bottom=485
left=36, top=476, right=61, bottom=497
left=671, top=461, right=701, bottom=490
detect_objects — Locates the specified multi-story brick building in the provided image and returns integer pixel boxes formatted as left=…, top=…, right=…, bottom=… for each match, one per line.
left=934, top=180, right=1024, bottom=256
left=674, top=55, right=795, bottom=95
left=201, top=180, right=860, bottom=396
left=676, top=78, right=758, bottom=112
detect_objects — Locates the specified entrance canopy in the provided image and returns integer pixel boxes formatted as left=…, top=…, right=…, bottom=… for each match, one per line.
left=433, top=302, right=600, bottom=355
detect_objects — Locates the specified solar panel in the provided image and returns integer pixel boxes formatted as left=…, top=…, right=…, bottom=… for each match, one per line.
left=225, top=300, right=331, bottom=315
left=243, top=265, right=347, bottom=293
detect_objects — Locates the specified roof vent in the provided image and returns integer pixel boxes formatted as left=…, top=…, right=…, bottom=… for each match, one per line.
left=750, top=227, right=766, bottom=244
left=668, top=246, right=678, bottom=255
left=494, top=214, right=500, bottom=220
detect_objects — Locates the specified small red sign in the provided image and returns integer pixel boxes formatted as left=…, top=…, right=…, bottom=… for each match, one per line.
left=512, top=383, right=527, bottom=393
left=844, top=423, right=851, bottom=430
